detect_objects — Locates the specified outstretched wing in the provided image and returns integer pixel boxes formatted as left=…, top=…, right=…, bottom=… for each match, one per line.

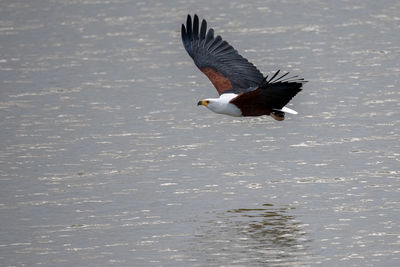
left=230, top=70, right=306, bottom=110
left=181, top=14, right=264, bottom=95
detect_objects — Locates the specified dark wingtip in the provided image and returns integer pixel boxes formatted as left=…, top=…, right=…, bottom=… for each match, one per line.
left=186, top=14, right=192, bottom=37
left=181, top=24, right=188, bottom=44
left=200, top=18, right=207, bottom=39
left=261, top=69, right=307, bottom=88
left=267, top=69, right=280, bottom=83
left=181, top=24, right=186, bottom=35
left=193, top=14, right=199, bottom=39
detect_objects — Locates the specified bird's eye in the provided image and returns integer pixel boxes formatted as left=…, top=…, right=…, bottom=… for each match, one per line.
left=206, top=101, right=210, bottom=104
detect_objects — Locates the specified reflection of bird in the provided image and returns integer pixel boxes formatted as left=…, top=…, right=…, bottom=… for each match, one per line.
left=227, top=204, right=305, bottom=248
left=181, top=14, right=306, bottom=121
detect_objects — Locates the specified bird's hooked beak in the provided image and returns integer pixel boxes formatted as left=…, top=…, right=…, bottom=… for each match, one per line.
left=197, top=100, right=209, bottom=106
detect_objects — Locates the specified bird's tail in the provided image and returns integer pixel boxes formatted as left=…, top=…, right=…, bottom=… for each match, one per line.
left=273, top=106, right=298, bottom=115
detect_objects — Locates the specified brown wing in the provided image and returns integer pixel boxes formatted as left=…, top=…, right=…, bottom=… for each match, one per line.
left=229, top=90, right=270, bottom=116
left=181, top=14, right=264, bottom=95
left=199, top=67, right=233, bottom=95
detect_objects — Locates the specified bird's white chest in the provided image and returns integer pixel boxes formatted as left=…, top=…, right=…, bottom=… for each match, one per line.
left=210, top=102, right=242, bottom=117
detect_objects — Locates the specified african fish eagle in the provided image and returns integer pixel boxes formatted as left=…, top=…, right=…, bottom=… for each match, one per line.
left=181, top=14, right=306, bottom=121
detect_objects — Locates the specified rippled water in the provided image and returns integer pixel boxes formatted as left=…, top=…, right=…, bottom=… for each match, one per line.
left=1, top=0, right=399, bottom=266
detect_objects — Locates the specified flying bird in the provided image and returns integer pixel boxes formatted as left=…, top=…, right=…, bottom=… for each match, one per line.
left=181, top=14, right=306, bottom=121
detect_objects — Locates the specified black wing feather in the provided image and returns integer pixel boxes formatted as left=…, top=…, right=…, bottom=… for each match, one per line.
left=193, top=15, right=199, bottom=38
left=200, top=19, right=207, bottom=39
left=186, top=15, right=192, bottom=38
left=182, top=14, right=264, bottom=93
left=258, top=70, right=306, bottom=109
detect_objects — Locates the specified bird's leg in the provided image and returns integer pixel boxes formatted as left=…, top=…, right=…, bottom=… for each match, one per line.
left=271, top=111, right=285, bottom=121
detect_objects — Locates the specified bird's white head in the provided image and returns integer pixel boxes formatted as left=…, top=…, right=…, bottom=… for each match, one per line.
left=197, top=95, right=242, bottom=117
left=198, top=97, right=226, bottom=108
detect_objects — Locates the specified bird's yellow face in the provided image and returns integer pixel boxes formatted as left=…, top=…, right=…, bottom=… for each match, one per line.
left=197, top=100, right=210, bottom=106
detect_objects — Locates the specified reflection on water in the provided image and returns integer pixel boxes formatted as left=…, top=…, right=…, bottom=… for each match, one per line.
left=229, top=204, right=308, bottom=250
left=191, top=204, right=314, bottom=266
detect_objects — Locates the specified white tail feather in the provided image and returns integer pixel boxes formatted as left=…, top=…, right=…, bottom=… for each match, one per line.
left=274, top=106, right=298, bottom=115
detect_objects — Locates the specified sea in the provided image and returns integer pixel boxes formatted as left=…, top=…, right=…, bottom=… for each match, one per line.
left=0, top=0, right=399, bottom=266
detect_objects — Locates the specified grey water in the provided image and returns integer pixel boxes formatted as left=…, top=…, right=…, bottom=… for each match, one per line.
left=0, top=0, right=399, bottom=266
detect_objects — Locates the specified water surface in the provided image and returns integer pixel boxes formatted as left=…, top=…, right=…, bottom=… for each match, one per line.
left=0, top=0, right=399, bottom=266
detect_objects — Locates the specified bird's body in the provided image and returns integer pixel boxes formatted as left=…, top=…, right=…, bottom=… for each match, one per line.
left=181, top=14, right=306, bottom=121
